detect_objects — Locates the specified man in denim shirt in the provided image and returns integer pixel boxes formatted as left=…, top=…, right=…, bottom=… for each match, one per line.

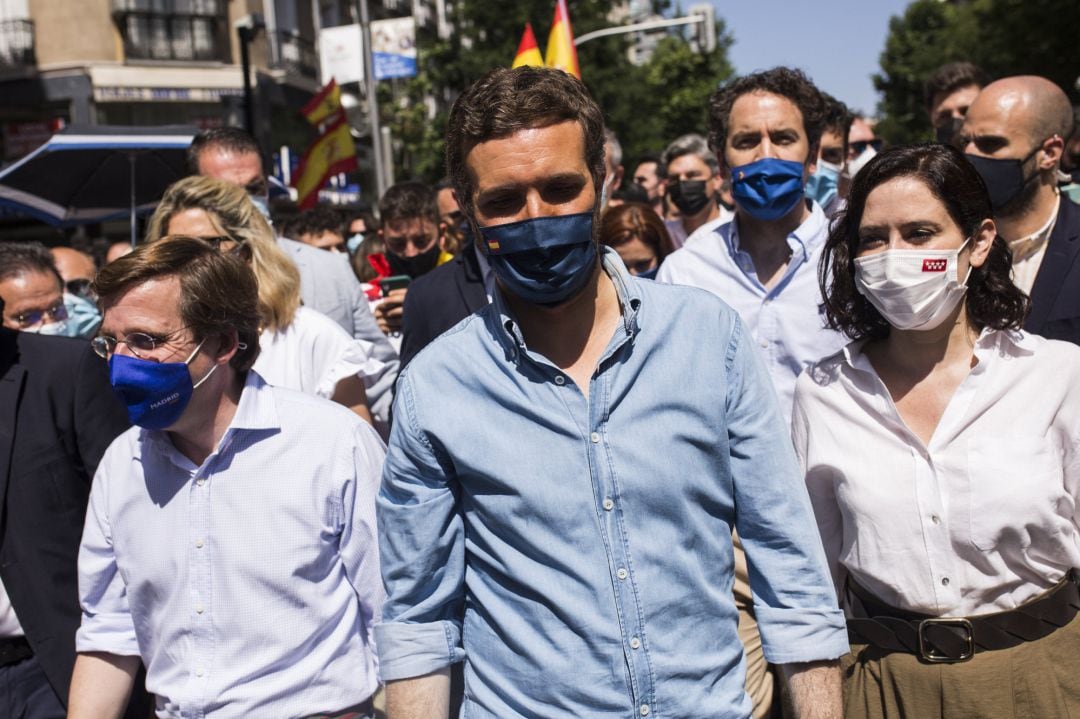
left=376, top=67, right=848, bottom=719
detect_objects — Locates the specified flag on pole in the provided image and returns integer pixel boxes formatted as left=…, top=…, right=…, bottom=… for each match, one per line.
left=544, top=0, right=580, bottom=79
left=292, top=112, right=358, bottom=208
left=512, top=23, right=545, bottom=69
left=301, top=78, right=342, bottom=126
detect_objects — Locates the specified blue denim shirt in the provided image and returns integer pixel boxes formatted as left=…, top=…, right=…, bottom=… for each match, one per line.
left=376, top=249, right=847, bottom=718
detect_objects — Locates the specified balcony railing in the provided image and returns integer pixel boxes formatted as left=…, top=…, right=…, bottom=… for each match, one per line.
left=114, top=6, right=229, bottom=63
left=272, top=30, right=317, bottom=79
left=0, top=19, right=35, bottom=68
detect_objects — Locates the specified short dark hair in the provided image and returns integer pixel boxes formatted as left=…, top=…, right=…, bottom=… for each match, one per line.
left=923, top=62, right=990, bottom=113
left=445, top=66, right=606, bottom=218
left=599, top=202, right=674, bottom=263
left=378, top=181, right=438, bottom=226
left=187, top=127, right=263, bottom=176
left=820, top=91, right=852, bottom=158
left=708, top=67, right=827, bottom=158
left=820, top=144, right=1029, bottom=341
left=93, top=236, right=262, bottom=371
left=290, top=205, right=346, bottom=240
left=634, top=152, right=665, bottom=179
left=0, top=242, right=63, bottom=288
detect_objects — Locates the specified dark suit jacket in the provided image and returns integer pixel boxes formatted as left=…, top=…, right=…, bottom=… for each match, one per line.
left=0, top=330, right=148, bottom=713
left=400, top=246, right=488, bottom=368
left=1026, top=197, right=1080, bottom=344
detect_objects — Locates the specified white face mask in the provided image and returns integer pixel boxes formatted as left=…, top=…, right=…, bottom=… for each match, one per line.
left=846, top=146, right=878, bottom=179
left=854, top=239, right=971, bottom=331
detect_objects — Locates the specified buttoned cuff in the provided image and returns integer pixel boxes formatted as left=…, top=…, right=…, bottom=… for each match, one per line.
left=755, top=606, right=850, bottom=664
left=75, top=612, right=142, bottom=657
left=374, top=620, right=466, bottom=681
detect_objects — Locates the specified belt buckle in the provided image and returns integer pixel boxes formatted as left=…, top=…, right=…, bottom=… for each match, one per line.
left=917, top=618, right=974, bottom=663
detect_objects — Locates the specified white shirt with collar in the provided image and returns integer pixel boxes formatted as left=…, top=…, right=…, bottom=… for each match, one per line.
left=657, top=201, right=847, bottom=420
left=1010, top=191, right=1060, bottom=295
left=793, top=329, right=1080, bottom=616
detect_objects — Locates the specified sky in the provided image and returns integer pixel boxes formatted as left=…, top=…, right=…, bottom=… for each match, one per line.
left=702, top=0, right=912, bottom=116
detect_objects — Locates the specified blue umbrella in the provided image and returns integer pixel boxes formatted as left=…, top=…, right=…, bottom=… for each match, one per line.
left=0, top=125, right=195, bottom=244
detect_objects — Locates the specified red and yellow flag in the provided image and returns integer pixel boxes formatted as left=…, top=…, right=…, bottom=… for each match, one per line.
left=512, top=23, right=545, bottom=69
left=292, top=112, right=357, bottom=208
left=544, top=0, right=580, bottom=79
left=301, top=78, right=342, bottom=126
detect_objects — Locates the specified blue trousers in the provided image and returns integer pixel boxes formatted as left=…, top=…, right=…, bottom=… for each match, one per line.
left=0, top=655, right=65, bottom=719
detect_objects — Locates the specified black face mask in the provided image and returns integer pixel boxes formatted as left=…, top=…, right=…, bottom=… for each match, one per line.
left=965, top=144, right=1043, bottom=212
left=668, top=179, right=713, bottom=216
left=935, top=117, right=965, bottom=147
left=388, top=243, right=440, bottom=278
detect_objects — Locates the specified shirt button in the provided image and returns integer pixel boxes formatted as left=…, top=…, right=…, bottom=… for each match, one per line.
left=195, top=668, right=204, bottom=678
left=554, top=375, right=565, bottom=385
left=195, top=539, right=204, bottom=549
left=630, top=636, right=641, bottom=649
left=590, top=432, right=600, bottom=443
left=759, top=340, right=768, bottom=349
left=640, top=705, right=650, bottom=716
left=616, top=568, right=628, bottom=580
left=942, top=577, right=950, bottom=586
left=195, top=604, right=204, bottom=614
left=602, top=498, right=614, bottom=511
left=196, top=477, right=206, bottom=486
left=931, top=514, right=941, bottom=524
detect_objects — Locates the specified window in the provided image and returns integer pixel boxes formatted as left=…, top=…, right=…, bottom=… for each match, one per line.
left=113, top=0, right=228, bottom=62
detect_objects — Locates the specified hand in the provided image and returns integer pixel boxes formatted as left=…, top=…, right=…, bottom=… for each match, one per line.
left=375, top=288, right=408, bottom=334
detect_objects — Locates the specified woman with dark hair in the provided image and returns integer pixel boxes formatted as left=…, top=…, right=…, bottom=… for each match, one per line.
left=793, top=143, right=1080, bottom=717
left=598, top=202, right=674, bottom=278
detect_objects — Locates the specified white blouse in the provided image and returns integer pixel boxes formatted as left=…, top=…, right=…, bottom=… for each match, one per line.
left=253, top=306, right=385, bottom=399
left=793, top=329, right=1080, bottom=616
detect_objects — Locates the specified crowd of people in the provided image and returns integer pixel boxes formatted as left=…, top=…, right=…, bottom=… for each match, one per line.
left=0, top=56, right=1079, bottom=719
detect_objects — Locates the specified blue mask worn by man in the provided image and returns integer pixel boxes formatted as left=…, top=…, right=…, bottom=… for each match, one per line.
left=478, top=212, right=598, bottom=306
left=107, top=338, right=218, bottom=430
left=805, top=160, right=841, bottom=209
left=731, top=158, right=806, bottom=221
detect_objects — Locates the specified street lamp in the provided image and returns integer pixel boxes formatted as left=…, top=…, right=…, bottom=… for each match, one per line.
left=235, top=14, right=266, bottom=136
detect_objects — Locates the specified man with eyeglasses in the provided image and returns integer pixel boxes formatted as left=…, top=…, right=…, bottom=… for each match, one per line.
left=68, top=237, right=385, bottom=718
left=961, top=75, right=1080, bottom=345
left=0, top=243, right=70, bottom=335
left=0, top=286, right=153, bottom=715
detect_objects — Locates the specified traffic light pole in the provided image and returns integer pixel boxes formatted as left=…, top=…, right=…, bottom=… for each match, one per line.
left=355, top=0, right=387, bottom=201
left=574, top=14, right=710, bottom=49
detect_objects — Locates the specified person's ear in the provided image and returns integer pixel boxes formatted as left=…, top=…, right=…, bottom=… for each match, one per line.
left=213, top=329, right=240, bottom=365
left=1038, top=134, right=1064, bottom=171
left=968, top=218, right=996, bottom=269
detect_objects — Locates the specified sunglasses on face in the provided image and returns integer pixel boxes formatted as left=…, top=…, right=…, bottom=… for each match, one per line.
left=849, top=139, right=884, bottom=156
left=13, top=301, right=68, bottom=329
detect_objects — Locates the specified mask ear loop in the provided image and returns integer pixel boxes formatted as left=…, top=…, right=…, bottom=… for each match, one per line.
left=957, top=236, right=974, bottom=288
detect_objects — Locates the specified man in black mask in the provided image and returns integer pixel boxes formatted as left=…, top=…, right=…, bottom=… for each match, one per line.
left=924, top=61, right=989, bottom=147
left=961, top=75, right=1080, bottom=344
left=660, top=133, right=730, bottom=248
left=373, top=181, right=451, bottom=336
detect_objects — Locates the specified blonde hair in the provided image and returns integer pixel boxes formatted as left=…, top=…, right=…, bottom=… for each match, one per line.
left=146, top=176, right=301, bottom=331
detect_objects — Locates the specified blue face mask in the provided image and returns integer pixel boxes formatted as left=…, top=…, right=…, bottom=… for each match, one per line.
left=61, top=292, right=102, bottom=339
left=479, top=212, right=598, bottom=306
left=108, top=339, right=217, bottom=430
left=250, top=194, right=272, bottom=224
left=730, top=158, right=806, bottom=221
left=636, top=266, right=659, bottom=280
left=346, top=233, right=365, bottom=255
left=805, top=160, right=841, bottom=209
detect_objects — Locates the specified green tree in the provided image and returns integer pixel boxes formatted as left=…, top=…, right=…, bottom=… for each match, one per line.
left=379, top=2, right=736, bottom=184
left=874, top=0, right=1080, bottom=144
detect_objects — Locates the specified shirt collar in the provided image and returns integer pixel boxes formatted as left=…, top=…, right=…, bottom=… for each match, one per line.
left=725, top=200, right=826, bottom=264
left=488, top=246, right=642, bottom=360
left=842, top=327, right=1038, bottom=374
left=1009, top=191, right=1060, bottom=263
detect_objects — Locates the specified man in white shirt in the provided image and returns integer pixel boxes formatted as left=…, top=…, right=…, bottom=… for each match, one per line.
left=68, top=238, right=385, bottom=718
left=658, top=67, right=847, bottom=421
left=961, top=75, right=1080, bottom=345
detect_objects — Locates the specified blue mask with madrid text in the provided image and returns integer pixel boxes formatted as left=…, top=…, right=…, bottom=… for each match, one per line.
left=108, top=340, right=215, bottom=430
left=731, top=157, right=806, bottom=221
left=479, top=212, right=598, bottom=306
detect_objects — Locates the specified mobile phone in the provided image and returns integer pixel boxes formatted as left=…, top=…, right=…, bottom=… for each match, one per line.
left=380, top=274, right=411, bottom=297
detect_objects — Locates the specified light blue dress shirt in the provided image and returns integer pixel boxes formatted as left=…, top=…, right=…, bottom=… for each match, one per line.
left=377, top=249, right=848, bottom=718
left=77, top=372, right=386, bottom=718
left=657, top=202, right=848, bottom=421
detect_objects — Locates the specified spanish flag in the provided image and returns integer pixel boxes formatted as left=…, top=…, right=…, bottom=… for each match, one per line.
left=544, top=0, right=580, bottom=79
left=292, top=112, right=358, bottom=208
left=512, top=23, right=545, bottom=69
left=301, top=78, right=342, bottom=127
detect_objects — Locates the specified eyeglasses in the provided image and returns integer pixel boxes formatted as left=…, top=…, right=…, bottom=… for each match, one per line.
left=849, top=139, right=884, bottom=156
left=13, top=301, right=68, bottom=329
left=91, top=327, right=190, bottom=360
left=163, top=234, right=250, bottom=259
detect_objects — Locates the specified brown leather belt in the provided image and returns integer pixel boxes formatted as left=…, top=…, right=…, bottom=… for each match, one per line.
left=846, top=571, right=1080, bottom=663
left=0, top=636, right=32, bottom=667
